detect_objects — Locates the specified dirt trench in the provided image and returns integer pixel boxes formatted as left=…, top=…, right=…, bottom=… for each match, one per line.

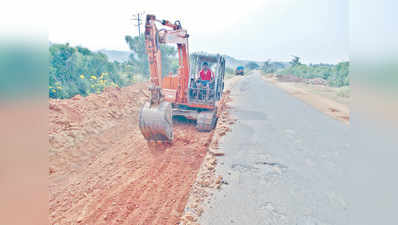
left=49, top=81, right=234, bottom=225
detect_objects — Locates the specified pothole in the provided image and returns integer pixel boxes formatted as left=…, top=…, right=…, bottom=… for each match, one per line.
left=231, top=163, right=259, bottom=173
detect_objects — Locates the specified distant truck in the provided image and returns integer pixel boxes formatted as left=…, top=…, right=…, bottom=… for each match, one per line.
left=235, top=66, right=244, bottom=75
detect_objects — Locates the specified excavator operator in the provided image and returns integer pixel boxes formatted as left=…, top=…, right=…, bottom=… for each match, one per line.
left=199, top=62, right=214, bottom=87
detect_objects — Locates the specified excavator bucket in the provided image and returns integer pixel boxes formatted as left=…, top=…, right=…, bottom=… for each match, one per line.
left=139, top=101, right=173, bottom=142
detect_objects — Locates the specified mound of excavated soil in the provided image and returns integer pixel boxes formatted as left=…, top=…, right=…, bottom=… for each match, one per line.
left=276, top=74, right=304, bottom=83
left=49, top=82, right=232, bottom=225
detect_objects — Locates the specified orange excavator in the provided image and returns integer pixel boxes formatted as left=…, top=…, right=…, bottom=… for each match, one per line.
left=139, top=14, right=225, bottom=142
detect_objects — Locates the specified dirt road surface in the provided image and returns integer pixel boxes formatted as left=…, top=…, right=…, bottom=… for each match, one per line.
left=49, top=81, right=234, bottom=225
left=199, top=71, right=350, bottom=225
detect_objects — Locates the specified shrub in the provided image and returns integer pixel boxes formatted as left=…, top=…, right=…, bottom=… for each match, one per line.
left=276, top=61, right=350, bottom=87
left=49, top=43, right=139, bottom=99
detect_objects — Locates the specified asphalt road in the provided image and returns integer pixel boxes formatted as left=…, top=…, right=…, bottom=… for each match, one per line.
left=200, top=71, right=350, bottom=225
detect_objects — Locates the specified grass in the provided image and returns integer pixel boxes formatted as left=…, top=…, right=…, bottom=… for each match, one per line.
left=336, top=86, right=351, bottom=98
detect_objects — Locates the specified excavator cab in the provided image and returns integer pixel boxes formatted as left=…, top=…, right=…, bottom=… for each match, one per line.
left=188, top=54, right=225, bottom=105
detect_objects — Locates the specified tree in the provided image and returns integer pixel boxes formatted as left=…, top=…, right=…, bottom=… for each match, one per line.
left=246, top=61, right=259, bottom=70
left=49, top=44, right=132, bottom=99
left=124, top=35, right=177, bottom=77
left=276, top=60, right=350, bottom=87
left=289, top=55, right=301, bottom=67
left=262, top=59, right=275, bottom=73
left=160, top=44, right=178, bottom=76
left=329, top=62, right=349, bottom=87
left=125, top=35, right=148, bottom=75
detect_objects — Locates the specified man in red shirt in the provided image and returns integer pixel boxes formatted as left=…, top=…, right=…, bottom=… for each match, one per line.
left=199, top=62, right=214, bottom=86
left=197, top=62, right=214, bottom=100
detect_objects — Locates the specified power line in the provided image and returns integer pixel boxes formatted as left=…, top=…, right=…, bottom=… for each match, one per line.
left=131, top=12, right=145, bottom=36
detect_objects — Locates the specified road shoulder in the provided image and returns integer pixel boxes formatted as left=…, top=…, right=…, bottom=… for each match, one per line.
left=180, top=75, right=242, bottom=224
left=262, top=75, right=350, bottom=124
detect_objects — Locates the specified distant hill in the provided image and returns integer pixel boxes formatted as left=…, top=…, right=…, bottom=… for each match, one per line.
left=223, top=55, right=289, bottom=70
left=98, top=49, right=131, bottom=62
left=85, top=47, right=289, bottom=71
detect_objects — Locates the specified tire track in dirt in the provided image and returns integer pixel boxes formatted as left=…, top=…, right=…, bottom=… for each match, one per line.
left=115, top=152, right=174, bottom=224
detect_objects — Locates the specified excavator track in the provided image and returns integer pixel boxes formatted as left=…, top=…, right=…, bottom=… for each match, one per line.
left=196, top=109, right=218, bottom=132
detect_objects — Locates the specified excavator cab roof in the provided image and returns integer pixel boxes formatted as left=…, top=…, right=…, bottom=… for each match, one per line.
left=191, top=53, right=220, bottom=63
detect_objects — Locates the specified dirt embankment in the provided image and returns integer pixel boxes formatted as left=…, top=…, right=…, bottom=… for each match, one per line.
left=49, top=80, right=236, bottom=225
left=263, top=75, right=350, bottom=124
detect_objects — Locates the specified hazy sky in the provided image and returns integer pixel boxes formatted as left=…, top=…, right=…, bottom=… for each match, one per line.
left=48, top=0, right=348, bottom=63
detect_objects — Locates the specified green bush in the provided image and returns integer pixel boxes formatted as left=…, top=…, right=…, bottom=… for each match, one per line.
left=276, top=61, right=350, bottom=87
left=49, top=43, right=137, bottom=99
left=336, top=86, right=351, bottom=98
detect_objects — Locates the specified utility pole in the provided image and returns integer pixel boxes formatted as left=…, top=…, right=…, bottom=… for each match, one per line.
left=131, top=12, right=145, bottom=36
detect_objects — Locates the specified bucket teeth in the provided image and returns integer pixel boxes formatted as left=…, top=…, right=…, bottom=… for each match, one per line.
left=139, top=101, right=173, bottom=142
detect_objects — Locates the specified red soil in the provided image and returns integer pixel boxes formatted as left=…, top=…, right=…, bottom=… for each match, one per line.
left=49, top=83, right=217, bottom=225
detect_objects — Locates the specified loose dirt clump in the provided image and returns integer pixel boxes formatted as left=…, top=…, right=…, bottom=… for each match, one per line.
left=275, top=74, right=304, bottom=83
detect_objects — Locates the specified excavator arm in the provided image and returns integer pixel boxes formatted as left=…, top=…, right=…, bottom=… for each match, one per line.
left=144, top=15, right=163, bottom=105
left=144, top=14, right=190, bottom=104
left=139, top=14, right=190, bottom=142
